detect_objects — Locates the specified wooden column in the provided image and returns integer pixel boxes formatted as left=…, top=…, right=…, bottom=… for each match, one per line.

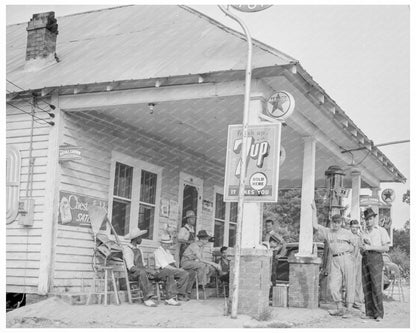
left=298, top=137, right=316, bottom=257
left=350, top=169, right=362, bottom=221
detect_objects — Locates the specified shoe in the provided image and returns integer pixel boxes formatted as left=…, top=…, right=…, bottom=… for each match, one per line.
left=342, top=311, right=352, bottom=319
left=143, top=299, right=157, bottom=307
left=375, top=317, right=382, bottom=322
left=352, top=304, right=361, bottom=310
left=328, top=309, right=344, bottom=316
left=360, top=314, right=373, bottom=320
left=178, top=295, right=190, bottom=302
left=165, top=298, right=181, bottom=306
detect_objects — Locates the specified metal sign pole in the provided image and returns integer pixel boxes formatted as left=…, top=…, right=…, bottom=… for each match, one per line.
left=218, top=5, right=253, bottom=319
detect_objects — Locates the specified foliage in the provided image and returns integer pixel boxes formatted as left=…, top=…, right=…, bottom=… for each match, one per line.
left=402, top=189, right=410, bottom=205
left=392, top=227, right=410, bottom=256
left=388, top=247, right=410, bottom=280
left=263, top=188, right=329, bottom=242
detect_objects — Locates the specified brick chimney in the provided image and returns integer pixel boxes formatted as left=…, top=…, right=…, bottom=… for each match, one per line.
left=25, top=12, right=58, bottom=69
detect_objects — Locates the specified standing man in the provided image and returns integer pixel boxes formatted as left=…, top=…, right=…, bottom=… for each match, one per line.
left=122, top=227, right=157, bottom=307
left=154, top=234, right=195, bottom=302
left=177, top=210, right=196, bottom=261
left=181, top=230, right=221, bottom=287
left=360, top=207, right=391, bottom=322
left=349, top=219, right=364, bottom=312
left=312, top=202, right=356, bottom=318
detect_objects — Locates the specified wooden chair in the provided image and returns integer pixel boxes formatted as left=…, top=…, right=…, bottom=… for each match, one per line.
left=86, top=265, right=120, bottom=306
left=122, top=259, right=144, bottom=304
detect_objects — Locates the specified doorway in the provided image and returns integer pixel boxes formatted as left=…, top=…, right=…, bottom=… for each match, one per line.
left=178, top=172, right=203, bottom=230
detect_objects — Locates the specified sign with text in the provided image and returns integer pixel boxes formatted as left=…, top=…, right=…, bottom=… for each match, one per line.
left=231, top=5, right=272, bottom=12
left=58, top=191, right=107, bottom=229
left=224, top=123, right=281, bottom=202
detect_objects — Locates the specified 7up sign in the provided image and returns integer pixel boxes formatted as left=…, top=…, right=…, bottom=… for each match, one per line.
left=224, top=123, right=281, bottom=202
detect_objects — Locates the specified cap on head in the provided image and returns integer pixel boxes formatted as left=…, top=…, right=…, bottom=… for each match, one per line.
left=350, top=219, right=360, bottom=227
left=363, top=207, right=377, bottom=220
left=331, top=214, right=343, bottom=223
left=184, top=210, right=196, bottom=219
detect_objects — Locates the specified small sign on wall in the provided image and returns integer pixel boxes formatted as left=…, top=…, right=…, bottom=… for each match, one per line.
left=59, top=145, right=82, bottom=162
left=202, top=199, right=213, bottom=213
left=160, top=199, right=170, bottom=218
left=58, top=191, right=107, bottom=229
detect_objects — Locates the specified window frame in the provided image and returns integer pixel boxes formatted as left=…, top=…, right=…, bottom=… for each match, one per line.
left=213, top=185, right=237, bottom=248
left=108, top=151, right=162, bottom=246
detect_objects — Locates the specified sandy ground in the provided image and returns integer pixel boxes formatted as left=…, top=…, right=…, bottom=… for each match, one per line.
left=5, top=286, right=411, bottom=328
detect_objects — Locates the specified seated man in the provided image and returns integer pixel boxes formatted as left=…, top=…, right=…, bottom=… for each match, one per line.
left=122, top=227, right=157, bottom=307
left=269, top=234, right=287, bottom=287
left=181, top=230, right=221, bottom=287
left=154, top=234, right=196, bottom=303
left=217, top=246, right=230, bottom=283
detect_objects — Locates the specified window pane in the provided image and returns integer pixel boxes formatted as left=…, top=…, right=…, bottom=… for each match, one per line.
left=114, top=162, right=133, bottom=199
left=140, top=170, right=157, bottom=204
left=230, top=202, right=238, bottom=222
left=229, top=223, right=237, bottom=247
left=138, top=204, right=154, bottom=240
left=111, top=198, right=130, bottom=236
left=215, top=193, right=225, bottom=220
left=214, top=220, right=225, bottom=247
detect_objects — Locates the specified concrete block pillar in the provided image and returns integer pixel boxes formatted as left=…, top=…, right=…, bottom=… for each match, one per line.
left=230, top=248, right=271, bottom=316
left=288, top=256, right=322, bottom=308
left=350, top=169, right=361, bottom=221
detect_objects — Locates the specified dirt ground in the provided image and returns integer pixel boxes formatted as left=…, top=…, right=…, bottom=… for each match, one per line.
left=5, top=285, right=411, bottom=329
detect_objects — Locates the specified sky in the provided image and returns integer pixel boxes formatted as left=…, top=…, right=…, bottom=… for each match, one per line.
left=3, top=1, right=413, bottom=230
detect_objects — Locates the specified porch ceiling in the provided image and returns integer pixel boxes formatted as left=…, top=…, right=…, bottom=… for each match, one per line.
left=81, top=95, right=362, bottom=189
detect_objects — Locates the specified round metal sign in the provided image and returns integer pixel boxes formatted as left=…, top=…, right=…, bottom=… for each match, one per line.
left=381, top=188, right=395, bottom=204
left=266, top=91, right=295, bottom=120
left=230, top=5, right=272, bottom=13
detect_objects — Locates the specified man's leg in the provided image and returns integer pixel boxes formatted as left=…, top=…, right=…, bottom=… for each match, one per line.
left=129, top=268, right=155, bottom=300
left=367, top=252, right=384, bottom=319
left=182, top=261, right=210, bottom=286
left=341, top=254, right=355, bottom=318
left=156, top=268, right=178, bottom=300
left=328, top=258, right=344, bottom=316
left=361, top=254, right=375, bottom=318
left=172, top=268, right=189, bottom=296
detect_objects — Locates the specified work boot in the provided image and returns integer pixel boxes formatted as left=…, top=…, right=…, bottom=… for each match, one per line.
left=143, top=299, right=157, bottom=307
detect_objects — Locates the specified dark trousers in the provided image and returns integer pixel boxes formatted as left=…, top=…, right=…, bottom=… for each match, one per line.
left=156, top=267, right=193, bottom=298
left=128, top=267, right=154, bottom=300
left=362, top=251, right=384, bottom=318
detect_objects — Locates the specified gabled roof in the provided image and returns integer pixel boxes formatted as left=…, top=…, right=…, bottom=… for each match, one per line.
left=6, top=5, right=296, bottom=91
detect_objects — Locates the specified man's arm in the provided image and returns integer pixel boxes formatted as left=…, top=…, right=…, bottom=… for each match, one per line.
left=177, top=227, right=192, bottom=244
left=311, top=201, right=323, bottom=231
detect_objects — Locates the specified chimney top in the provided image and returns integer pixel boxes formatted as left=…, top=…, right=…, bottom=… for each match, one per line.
left=25, top=12, right=59, bottom=69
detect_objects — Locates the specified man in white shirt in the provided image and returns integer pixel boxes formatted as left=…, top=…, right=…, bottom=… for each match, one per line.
left=154, top=234, right=195, bottom=302
left=360, top=207, right=391, bottom=322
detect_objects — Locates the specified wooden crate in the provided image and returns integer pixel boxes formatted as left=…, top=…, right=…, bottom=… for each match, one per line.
left=272, top=283, right=289, bottom=307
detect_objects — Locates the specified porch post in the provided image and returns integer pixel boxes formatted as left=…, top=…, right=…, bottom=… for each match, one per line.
left=371, top=187, right=380, bottom=224
left=241, top=96, right=264, bottom=248
left=297, top=136, right=316, bottom=257
left=350, top=169, right=362, bottom=221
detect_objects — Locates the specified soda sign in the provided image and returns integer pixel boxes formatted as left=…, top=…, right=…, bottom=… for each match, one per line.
left=224, top=123, right=281, bottom=202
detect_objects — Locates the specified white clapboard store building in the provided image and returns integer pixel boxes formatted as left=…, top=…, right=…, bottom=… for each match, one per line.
left=6, top=5, right=405, bottom=296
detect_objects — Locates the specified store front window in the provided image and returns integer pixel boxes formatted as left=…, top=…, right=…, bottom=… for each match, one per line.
left=214, top=191, right=237, bottom=248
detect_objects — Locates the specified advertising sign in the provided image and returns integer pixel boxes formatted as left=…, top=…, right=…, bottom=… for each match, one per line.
left=381, top=188, right=395, bottom=204
left=59, top=145, right=82, bottom=162
left=230, top=5, right=272, bottom=12
left=58, top=191, right=107, bottom=229
left=224, top=123, right=281, bottom=202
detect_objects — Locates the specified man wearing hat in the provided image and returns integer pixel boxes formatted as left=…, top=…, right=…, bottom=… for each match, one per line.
left=360, top=207, right=391, bottom=322
left=181, top=230, right=221, bottom=287
left=312, top=201, right=357, bottom=318
left=122, top=227, right=157, bottom=307
left=177, top=210, right=196, bottom=261
left=154, top=234, right=195, bottom=303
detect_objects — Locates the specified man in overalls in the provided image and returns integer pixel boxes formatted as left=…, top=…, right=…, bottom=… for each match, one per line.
left=122, top=227, right=157, bottom=307
left=312, top=202, right=356, bottom=318
left=177, top=210, right=196, bottom=261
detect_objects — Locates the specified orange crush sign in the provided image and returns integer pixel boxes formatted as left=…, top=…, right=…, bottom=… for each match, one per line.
left=224, top=123, right=281, bottom=202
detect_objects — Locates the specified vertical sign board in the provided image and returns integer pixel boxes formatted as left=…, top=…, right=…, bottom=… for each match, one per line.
left=224, top=123, right=281, bottom=202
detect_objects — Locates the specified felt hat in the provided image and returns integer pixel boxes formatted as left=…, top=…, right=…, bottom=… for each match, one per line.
left=160, top=234, right=173, bottom=244
left=364, top=207, right=377, bottom=220
left=196, top=229, right=211, bottom=239
left=125, top=227, right=147, bottom=240
left=184, top=210, right=196, bottom=219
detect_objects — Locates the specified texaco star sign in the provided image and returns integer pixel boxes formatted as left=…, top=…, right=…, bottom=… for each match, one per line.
left=381, top=188, right=395, bottom=204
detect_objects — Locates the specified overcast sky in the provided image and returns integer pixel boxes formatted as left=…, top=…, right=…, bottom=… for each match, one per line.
left=4, top=2, right=413, bottom=229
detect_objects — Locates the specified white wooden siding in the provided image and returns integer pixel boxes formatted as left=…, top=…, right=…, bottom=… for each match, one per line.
left=6, top=103, right=51, bottom=293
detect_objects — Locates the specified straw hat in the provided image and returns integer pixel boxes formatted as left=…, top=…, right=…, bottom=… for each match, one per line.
left=125, top=227, right=147, bottom=240
left=160, top=234, right=173, bottom=244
